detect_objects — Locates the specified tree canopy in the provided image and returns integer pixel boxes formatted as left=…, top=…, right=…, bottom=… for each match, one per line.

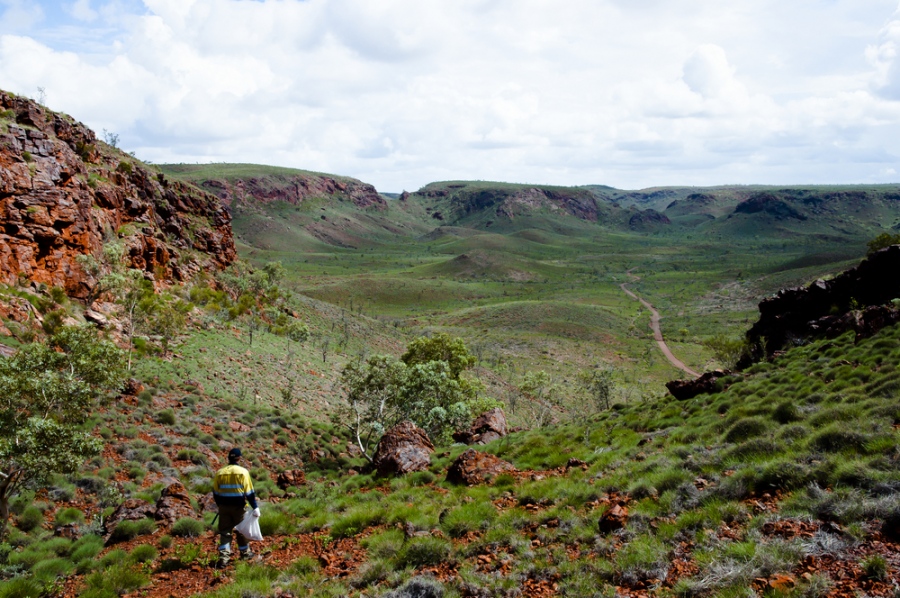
left=0, top=326, right=126, bottom=537
left=339, top=334, right=496, bottom=461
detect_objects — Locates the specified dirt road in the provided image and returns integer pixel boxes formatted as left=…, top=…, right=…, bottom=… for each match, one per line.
left=620, top=272, right=700, bottom=378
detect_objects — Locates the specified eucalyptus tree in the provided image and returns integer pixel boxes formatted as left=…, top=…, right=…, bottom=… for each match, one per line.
left=0, top=327, right=126, bottom=538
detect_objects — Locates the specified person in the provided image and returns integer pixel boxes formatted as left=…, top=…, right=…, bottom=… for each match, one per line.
left=212, top=447, right=260, bottom=566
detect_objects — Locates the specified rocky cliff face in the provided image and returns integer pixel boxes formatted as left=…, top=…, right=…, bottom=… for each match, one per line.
left=742, top=245, right=900, bottom=364
left=197, top=172, right=386, bottom=210
left=0, top=91, right=235, bottom=299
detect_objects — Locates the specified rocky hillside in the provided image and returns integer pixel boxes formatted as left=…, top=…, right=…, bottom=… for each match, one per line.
left=743, top=244, right=900, bottom=363
left=158, top=164, right=386, bottom=211
left=0, top=90, right=235, bottom=300
left=589, top=184, right=900, bottom=237
left=409, top=181, right=617, bottom=228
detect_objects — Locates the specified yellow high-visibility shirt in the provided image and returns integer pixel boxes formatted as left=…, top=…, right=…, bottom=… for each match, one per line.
left=213, top=464, right=257, bottom=508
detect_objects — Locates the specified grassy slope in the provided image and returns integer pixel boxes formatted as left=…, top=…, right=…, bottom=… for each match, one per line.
left=7, top=166, right=899, bottom=595
left=5, top=319, right=899, bottom=597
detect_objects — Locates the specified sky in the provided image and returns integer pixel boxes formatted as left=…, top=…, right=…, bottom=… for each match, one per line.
left=1, top=0, right=900, bottom=192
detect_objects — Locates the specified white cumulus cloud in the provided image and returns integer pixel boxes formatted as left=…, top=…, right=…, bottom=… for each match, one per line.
left=0, top=0, right=898, bottom=190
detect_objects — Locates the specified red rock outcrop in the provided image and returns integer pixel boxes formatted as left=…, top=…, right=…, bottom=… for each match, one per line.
left=198, top=171, right=386, bottom=210
left=742, top=245, right=900, bottom=365
left=373, top=421, right=434, bottom=476
left=0, top=90, right=235, bottom=299
left=446, top=448, right=516, bottom=485
left=154, top=481, right=198, bottom=525
left=104, top=498, right=156, bottom=544
left=666, top=370, right=734, bottom=400
left=276, top=469, right=306, bottom=490
left=453, top=408, right=508, bottom=445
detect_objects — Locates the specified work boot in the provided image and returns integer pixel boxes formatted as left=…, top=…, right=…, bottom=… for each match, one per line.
left=214, top=556, right=230, bottom=569
left=239, top=549, right=255, bottom=561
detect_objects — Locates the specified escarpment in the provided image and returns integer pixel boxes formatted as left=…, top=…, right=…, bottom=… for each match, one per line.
left=193, top=170, right=386, bottom=210
left=0, top=90, right=235, bottom=299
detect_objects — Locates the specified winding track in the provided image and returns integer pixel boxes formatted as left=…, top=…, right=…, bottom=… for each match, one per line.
left=620, top=271, right=700, bottom=378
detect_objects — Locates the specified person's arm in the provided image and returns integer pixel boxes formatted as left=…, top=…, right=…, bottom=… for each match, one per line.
left=242, top=471, right=258, bottom=509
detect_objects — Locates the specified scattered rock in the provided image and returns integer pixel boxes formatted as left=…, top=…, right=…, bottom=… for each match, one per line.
left=83, top=308, right=109, bottom=328
left=598, top=503, right=628, bottom=533
left=446, top=448, right=516, bottom=485
left=198, top=493, right=218, bottom=513
left=276, top=469, right=306, bottom=490
left=154, top=481, right=198, bottom=525
left=768, top=573, right=796, bottom=591
left=229, top=421, right=251, bottom=433
left=54, top=523, right=81, bottom=540
left=453, top=408, right=508, bottom=445
left=666, top=370, right=732, bottom=400
left=373, top=421, right=434, bottom=476
left=195, top=444, right=220, bottom=466
left=122, top=378, right=144, bottom=396
left=105, top=498, right=155, bottom=544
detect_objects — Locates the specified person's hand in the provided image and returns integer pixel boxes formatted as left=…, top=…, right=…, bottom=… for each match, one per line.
left=252, top=508, right=261, bottom=518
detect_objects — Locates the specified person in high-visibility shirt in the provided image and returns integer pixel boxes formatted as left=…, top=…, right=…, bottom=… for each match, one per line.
left=213, top=447, right=260, bottom=566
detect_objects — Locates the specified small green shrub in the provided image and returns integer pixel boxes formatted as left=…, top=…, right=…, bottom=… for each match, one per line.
left=31, top=556, right=74, bottom=581
left=360, top=528, right=405, bottom=560
left=0, top=577, right=43, bottom=598
left=440, top=500, right=498, bottom=538
left=17, top=506, right=43, bottom=532
left=772, top=400, right=800, bottom=423
left=258, top=508, right=298, bottom=536
left=82, top=562, right=149, bottom=596
left=170, top=517, right=205, bottom=538
left=55, top=507, right=85, bottom=526
left=808, top=426, right=868, bottom=453
left=409, top=470, right=437, bottom=486
left=175, top=449, right=207, bottom=465
left=156, top=409, right=176, bottom=425
left=108, top=518, right=156, bottom=543
left=42, top=537, right=73, bottom=557
left=158, top=534, right=173, bottom=549
left=395, top=536, right=452, bottom=568
left=350, top=558, right=391, bottom=588
left=724, top=417, right=769, bottom=443
left=755, top=460, right=811, bottom=491
left=288, top=555, right=320, bottom=576
left=97, top=548, right=128, bottom=569
left=331, top=506, right=384, bottom=539
left=615, top=534, right=668, bottom=585
left=129, top=543, right=158, bottom=564
left=860, top=554, right=888, bottom=580
left=71, top=535, right=104, bottom=562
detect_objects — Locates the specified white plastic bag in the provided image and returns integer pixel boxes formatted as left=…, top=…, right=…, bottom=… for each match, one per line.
left=234, top=510, right=263, bottom=542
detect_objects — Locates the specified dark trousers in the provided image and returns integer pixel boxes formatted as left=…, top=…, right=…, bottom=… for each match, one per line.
left=217, top=505, right=249, bottom=558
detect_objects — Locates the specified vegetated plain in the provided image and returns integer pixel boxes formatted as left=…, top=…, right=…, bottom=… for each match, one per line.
left=162, top=167, right=898, bottom=420
left=4, top=155, right=900, bottom=597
